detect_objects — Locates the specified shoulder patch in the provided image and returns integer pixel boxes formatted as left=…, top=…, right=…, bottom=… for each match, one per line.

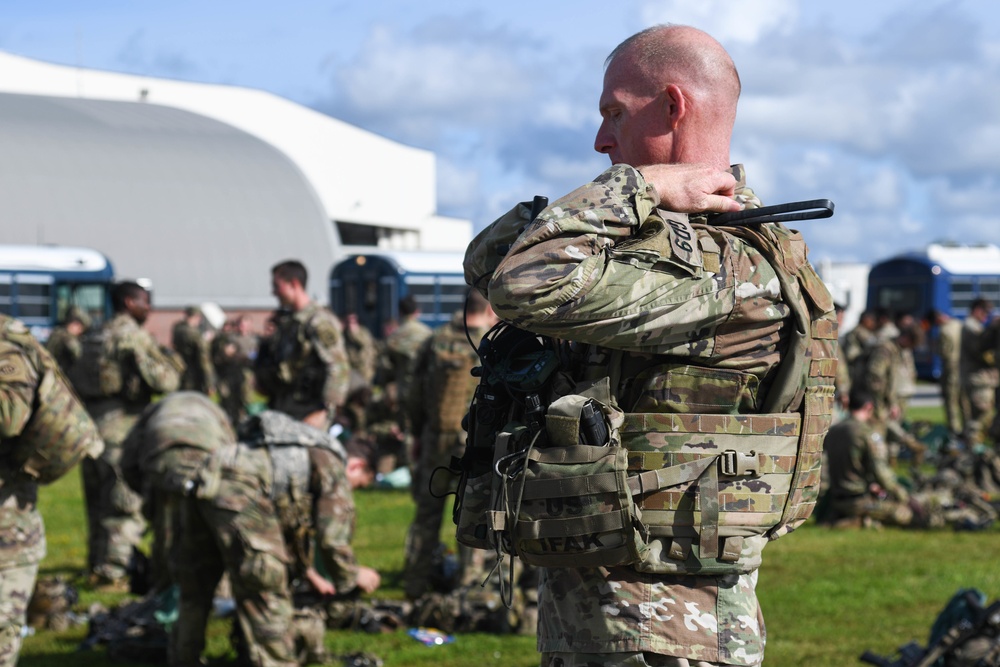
left=659, top=212, right=702, bottom=270
left=0, top=348, right=34, bottom=385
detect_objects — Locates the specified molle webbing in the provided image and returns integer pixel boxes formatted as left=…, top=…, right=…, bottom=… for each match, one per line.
left=620, top=412, right=801, bottom=559
left=509, top=443, right=643, bottom=568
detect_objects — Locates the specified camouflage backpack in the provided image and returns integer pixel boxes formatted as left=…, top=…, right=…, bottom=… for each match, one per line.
left=1, top=316, right=104, bottom=484
left=426, top=329, right=481, bottom=433
left=65, top=326, right=123, bottom=399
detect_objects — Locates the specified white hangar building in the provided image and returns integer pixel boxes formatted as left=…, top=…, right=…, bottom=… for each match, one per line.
left=0, top=50, right=471, bottom=332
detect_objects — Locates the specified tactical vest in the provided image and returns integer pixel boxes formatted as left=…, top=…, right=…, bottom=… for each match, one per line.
left=458, top=221, right=838, bottom=575
left=426, top=325, right=481, bottom=433
left=240, top=410, right=346, bottom=574
left=1, top=317, right=104, bottom=484
left=67, top=327, right=123, bottom=399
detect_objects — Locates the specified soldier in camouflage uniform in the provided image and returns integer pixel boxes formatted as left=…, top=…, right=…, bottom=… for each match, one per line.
left=0, top=314, right=103, bottom=666
left=171, top=306, right=216, bottom=396
left=402, top=292, right=496, bottom=601
left=842, top=310, right=878, bottom=390
left=960, top=298, right=997, bottom=445
left=45, top=304, right=91, bottom=374
left=382, top=295, right=433, bottom=470
left=464, top=25, right=838, bottom=667
left=255, top=260, right=350, bottom=429
left=211, top=318, right=253, bottom=427
left=926, top=309, right=964, bottom=439
left=344, top=313, right=379, bottom=390
left=122, top=392, right=380, bottom=667
left=824, top=388, right=916, bottom=527
left=77, top=281, right=181, bottom=590
left=861, top=326, right=926, bottom=464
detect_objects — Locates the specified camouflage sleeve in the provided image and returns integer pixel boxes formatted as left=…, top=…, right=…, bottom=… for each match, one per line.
left=311, top=449, right=359, bottom=593
left=130, top=330, right=182, bottom=394
left=309, top=313, right=350, bottom=411
left=866, top=431, right=907, bottom=501
left=863, top=347, right=892, bottom=408
left=474, top=165, right=739, bottom=352
left=0, top=344, right=37, bottom=438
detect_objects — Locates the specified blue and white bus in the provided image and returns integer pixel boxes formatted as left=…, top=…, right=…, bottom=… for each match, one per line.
left=867, top=243, right=1000, bottom=379
left=0, top=245, right=115, bottom=342
left=329, top=250, right=467, bottom=338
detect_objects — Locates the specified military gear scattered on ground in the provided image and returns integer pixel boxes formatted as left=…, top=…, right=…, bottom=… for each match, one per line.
left=337, top=653, right=383, bottom=667
left=26, top=576, right=82, bottom=632
left=80, top=593, right=171, bottom=663
left=861, top=588, right=1000, bottom=666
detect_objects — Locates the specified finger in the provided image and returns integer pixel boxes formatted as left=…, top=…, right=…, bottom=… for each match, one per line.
left=701, top=194, right=743, bottom=214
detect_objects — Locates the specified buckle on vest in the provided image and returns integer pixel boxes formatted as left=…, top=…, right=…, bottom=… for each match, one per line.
left=719, top=450, right=760, bottom=477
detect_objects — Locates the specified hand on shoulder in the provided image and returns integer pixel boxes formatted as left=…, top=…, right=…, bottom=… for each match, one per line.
left=638, top=163, right=742, bottom=214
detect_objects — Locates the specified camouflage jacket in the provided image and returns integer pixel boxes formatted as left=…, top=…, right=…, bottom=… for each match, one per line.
left=863, top=338, right=902, bottom=420
left=255, top=303, right=350, bottom=420
left=824, top=415, right=906, bottom=501
left=344, top=323, right=379, bottom=389
left=842, top=324, right=877, bottom=387
left=306, top=446, right=360, bottom=593
left=45, top=326, right=82, bottom=373
left=239, top=411, right=359, bottom=593
left=960, top=316, right=998, bottom=388
left=171, top=321, right=216, bottom=395
left=464, top=164, right=829, bottom=664
left=0, top=317, right=45, bottom=567
left=0, top=317, right=102, bottom=565
left=385, top=317, right=433, bottom=384
left=104, top=313, right=182, bottom=407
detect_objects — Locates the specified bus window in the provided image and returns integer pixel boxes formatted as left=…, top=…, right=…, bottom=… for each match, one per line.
left=439, top=282, right=468, bottom=315
left=406, top=281, right=437, bottom=316
left=951, top=279, right=976, bottom=311
left=15, top=276, right=53, bottom=320
left=979, top=277, right=1000, bottom=303
left=0, top=278, right=11, bottom=315
left=874, top=285, right=921, bottom=314
left=55, top=282, right=110, bottom=327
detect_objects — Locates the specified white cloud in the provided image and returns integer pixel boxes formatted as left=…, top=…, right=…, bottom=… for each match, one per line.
left=639, top=0, right=799, bottom=44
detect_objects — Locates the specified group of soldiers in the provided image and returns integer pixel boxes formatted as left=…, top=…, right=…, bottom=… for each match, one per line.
left=821, top=300, right=1000, bottom=529
left=2, top=257, right=529, bottom=666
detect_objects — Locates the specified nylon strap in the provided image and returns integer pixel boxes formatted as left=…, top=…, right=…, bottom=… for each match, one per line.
left=515, top=510, right=625, bottom=539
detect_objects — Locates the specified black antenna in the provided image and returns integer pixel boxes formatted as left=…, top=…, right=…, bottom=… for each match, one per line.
left=709, top=198, right=834, bottom=226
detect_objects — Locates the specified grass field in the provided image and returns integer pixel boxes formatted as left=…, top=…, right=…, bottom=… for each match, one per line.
left=20, top=402, right=999, bottom=667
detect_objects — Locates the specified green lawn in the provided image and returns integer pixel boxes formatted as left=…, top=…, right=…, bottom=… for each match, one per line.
left=21, top=401, right=997, bottom=667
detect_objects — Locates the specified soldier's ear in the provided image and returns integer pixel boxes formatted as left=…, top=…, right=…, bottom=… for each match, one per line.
left=662, top=83, right=686, bottom=131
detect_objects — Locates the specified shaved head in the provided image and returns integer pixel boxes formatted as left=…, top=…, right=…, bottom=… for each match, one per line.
left=606, top=25, right=740, bottom=122
left=596, top=24, right=740, bottom=167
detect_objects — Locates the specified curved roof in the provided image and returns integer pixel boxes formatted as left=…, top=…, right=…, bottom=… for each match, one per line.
left=0, top=91, right=338, bottom=308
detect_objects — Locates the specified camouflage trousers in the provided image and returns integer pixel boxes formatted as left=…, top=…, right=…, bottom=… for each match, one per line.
left=941, top=368, right=964, bottom=437
left=84, top=405, right=147, bottom=582
left=830, top=495, right=915, bottom=527
left=0, top=561, right=39, bottom=667
left=81, top=446, right=145, bottom=582
left=171, top=492, right=295, bottom=667
left=541, top=652, right=758, bottom=667
left=962, top=383, right=995, bottom=445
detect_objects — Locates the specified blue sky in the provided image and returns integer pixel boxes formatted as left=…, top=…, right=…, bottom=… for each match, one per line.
left=2, top=0, right=999, bottom=265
